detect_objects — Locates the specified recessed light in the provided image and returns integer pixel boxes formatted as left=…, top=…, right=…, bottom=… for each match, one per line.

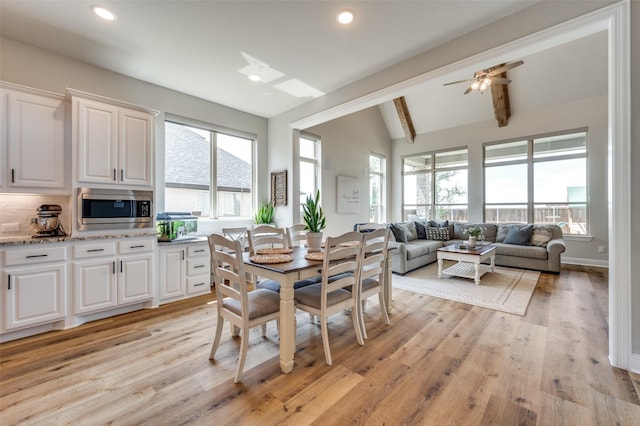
left=248, top=75, right=261, bottom=82
left=337, top=9, right=354, bottom=25
left=92, top=5, right=117, bottom=21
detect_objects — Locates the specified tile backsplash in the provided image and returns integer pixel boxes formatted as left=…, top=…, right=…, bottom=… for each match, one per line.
left=0, top=194, right=71, bottom=238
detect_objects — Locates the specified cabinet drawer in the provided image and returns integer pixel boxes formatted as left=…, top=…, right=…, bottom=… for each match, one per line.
left=187, top=275, right=211, bottom=294
left=187, top=244, right=209, bottom=257
left=4, top=246, right=67, bottom=266
left=73, top=242, right=116, bottom=259
left=187, top=258, right=210, bottom=276
left=118, top=240, right=153, bottom=254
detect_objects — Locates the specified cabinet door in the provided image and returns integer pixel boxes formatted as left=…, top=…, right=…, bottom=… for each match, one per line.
left=74, top=257, right=117, bottom=315
left=6, top=90, right=66, bottom=189
left=75, top=98, right=118, bottom=184
left=119, top=108, right=152, bottom=187
left=159, top=248, right=185, bottom=301
left=4, top=264, right=66, bottom=330
left=119, top=253, right=153, bottom=305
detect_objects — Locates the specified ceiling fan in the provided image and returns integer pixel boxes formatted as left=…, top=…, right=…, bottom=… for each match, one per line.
left=444, top=60, right=524, bottom=94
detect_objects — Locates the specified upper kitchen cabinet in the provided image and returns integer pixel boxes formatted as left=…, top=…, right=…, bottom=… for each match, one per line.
left=69, top=89, right=158, bottom=189
left=0, top=82, right=67, bottom=192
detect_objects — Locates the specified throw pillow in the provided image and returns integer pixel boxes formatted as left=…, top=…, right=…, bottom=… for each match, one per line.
left=414, top=221, right=428, bottom=239
left=390, top=224, right=407, bottom=243
left=426, top=226, right=450, bottom=241
left=503, top=224, right=533, bottom=245
left=495, top=224, right=515, bottom=242
left=428, top=220, right=449, bottom=228
left=531, top=225, right=555, bottom=247
left=397, top=222, right=418, bottom=241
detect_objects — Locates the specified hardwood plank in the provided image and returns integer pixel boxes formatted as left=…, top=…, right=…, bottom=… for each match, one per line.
left=1, top=265, right=638, bottom=425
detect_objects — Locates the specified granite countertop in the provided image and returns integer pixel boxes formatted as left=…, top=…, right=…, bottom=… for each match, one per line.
left=157, top=237, right=208, bottom=246
left=0, top=231, right=160, bottom=247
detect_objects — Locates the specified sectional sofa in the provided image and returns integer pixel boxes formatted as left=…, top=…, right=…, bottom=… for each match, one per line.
left=386, top=221, right=566, bottom=275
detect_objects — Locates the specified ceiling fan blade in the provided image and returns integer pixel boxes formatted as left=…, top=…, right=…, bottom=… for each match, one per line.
left=486, top=60, right=524, bottom=76
left=443, top=78, right=474, bottom=86
left=490, top=77, right=512, bottom=85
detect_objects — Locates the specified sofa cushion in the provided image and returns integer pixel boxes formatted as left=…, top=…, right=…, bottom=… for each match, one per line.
left=426, top=226, right=450, bottom=241
left=493, top=243, right=548, bottom=260
left=503, top=224, right=533, bottom=245
left=405, top=240, right=443, bottom=260
left=389, top=223, right=407, bottom=243
left=531, top=224, right=556, bottom=247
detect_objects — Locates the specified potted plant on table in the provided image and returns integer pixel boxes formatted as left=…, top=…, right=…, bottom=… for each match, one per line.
left=465, top=226, right=485, bottom=248
left=254, top=202, right=275, bottom=225
left=302, top=190, right=326, bottom=252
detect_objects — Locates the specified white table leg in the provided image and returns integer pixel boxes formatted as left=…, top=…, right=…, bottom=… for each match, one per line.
left=279, top=275, right=296, bottom=373
left=437, top=256, right=443, bottom=278
left=474, top=262, right=481, bottom=285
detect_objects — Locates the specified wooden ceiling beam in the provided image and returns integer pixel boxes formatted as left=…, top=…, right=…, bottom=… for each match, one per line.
left=393, top=96, right=416, bottom=143
left=488, top=64, right=511, bottom=127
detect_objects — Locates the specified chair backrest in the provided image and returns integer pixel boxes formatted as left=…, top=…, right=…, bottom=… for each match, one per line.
left=286, top=223, right=307, bottom=247
left=360, top=228, right=390, bottom=284
left=222, top=227, right=247, bottom=251
left=356, top=222, right=386, bottom=232
left=247, top=224, right=289, bottom=253
left=208, top=233, right=248, bottom=320
left=321, top=231, right=364, bottom=297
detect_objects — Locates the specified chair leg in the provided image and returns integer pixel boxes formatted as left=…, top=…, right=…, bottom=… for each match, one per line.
left=234, top=325, right=250, bottom=383
left=230, top=323, right=240, bottom=337
left=209, top=315, right=224, bottom=359
left=358, top=296, right=368, bottom=340
left=353, top=304, right=364, bottom=346
left=379, top=292, right=391, bottom=325
left=320, top=316, right=332, bottom=366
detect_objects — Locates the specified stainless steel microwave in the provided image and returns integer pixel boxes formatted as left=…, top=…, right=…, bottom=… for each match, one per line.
left=77, top=188, right=153, bottom=230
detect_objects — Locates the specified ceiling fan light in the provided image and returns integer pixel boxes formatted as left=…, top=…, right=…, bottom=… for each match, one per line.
left=483, top=77, right=492, bottom=86
left=471, top=80, right=480, bottom=90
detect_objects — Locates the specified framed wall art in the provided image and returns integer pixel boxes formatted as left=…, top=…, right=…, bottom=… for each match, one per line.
left=271, top=170, right=287, bottom=206
left=336, top=175, right=360, bottom=214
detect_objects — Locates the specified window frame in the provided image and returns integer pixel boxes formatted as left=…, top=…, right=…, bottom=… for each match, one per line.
left=483, top=128, right=589, bottom=235
left=298, top=132, right=321, bottom=216
left=401, top=147, right=469, bottom=221
left=163, top=117, right=256, bottom=218
left=369, top=152, right=386, bottom=223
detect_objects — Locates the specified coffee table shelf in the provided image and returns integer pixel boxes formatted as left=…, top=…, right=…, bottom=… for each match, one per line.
left=437, top=244, right=496, bottom=285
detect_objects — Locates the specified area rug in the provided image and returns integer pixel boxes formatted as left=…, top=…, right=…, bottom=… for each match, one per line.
left=392, top=262, right=540, bottom=316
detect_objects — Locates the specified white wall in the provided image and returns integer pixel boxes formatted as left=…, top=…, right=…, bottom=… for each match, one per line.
left=391, top=96, right=608, bottom=265
left=630, top=1, right=639, bottom=355
left=305, top=107, right=392, bottom=236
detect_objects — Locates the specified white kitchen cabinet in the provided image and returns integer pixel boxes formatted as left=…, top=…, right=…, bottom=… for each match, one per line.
left=2, top=245, right=67, bottom=332
left=1, top=83, right=66, bottom=192
left=158, top=241, right=210, bottom=304
left=73, top=238, right=153, bottom=315
left=71, top=90, right=156, bottom=188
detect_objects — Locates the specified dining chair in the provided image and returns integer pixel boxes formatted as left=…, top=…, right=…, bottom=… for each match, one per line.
left=208, top=233, right=281, bottom=383
left=356, top=222, right=387, bottom=232
left=247, top=224, right=289, bottom=253
left=222, top=227, right=247, bottom=250
left=293, top=231, right=365, bottom=365
left=356, top=227, right=391, bottom=339
left=286, top=223, right=307, bottom=247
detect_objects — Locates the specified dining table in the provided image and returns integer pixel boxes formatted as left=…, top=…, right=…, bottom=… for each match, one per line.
left=242, top=244, right=393, bottom=374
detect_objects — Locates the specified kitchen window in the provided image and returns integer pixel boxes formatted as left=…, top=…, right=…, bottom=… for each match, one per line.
left=164, top=121, right=254, bottom=217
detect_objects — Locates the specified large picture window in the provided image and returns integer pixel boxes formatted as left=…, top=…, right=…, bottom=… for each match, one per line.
left=484, top=130, right=588, bottom=235
left=299, top=133, right=320, bottom=215
left=402, top=148, right=468, bottom=221
left=164, top=121, right=254, bottom=217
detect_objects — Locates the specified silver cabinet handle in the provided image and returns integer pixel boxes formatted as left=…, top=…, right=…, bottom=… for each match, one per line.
left=113, top=261, right=116, bottom=274
left=113, top=169, right=117, bottom=181
left=26, top=254, right=48, bottom=259
left=130, top=245, right=145, bottom=249
left=87, top=248, right=105, bottom=253
left=194, top=264, right=205, bottom=268
left=194, top=282, right=205, bottom=287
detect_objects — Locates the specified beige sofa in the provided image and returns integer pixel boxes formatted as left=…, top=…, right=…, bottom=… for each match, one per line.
left=387, top=221, right=566, bottom=275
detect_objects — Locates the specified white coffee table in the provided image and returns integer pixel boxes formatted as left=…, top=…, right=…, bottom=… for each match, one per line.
left=437, top=244, right=496, bottom=285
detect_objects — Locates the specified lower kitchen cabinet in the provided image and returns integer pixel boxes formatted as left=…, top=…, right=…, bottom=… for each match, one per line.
left=1, top=245, right=67, bottom=333
left=73, top=238, right=153, bottom=316
left=158, top=240, right=210, bottom=304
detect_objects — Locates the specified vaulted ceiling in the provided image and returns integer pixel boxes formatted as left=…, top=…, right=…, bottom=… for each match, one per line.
left=0, top=1, right=607, bottom=138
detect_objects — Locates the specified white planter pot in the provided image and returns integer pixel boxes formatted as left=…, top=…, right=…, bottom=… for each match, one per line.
left=306, top=232, right=323, bottom=252
left=468, top=236, right=477, bottom=247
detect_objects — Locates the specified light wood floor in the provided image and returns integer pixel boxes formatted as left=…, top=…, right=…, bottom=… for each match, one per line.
left=1, top=265, right=639, bottom=425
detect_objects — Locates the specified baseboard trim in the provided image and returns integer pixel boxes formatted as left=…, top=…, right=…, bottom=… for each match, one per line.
left=561, top=257, right=609, bottom=268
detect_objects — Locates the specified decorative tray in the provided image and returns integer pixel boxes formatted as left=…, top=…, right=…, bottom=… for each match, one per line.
left=256, top=247, right=293, bottom=255
left=249, top=254, right=293, bottom=264
left=304, top=252, right=324, bottom=261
